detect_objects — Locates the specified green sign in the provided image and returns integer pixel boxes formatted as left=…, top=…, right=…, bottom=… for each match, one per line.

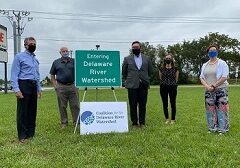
left=75, top=50, right=121, bottom=87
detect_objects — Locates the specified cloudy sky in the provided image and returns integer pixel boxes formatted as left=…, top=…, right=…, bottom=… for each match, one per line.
left=0, top=0, right=240, bottom=80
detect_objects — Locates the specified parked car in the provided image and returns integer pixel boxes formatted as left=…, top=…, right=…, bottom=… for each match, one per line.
left=7, top=85, right=12, bottom=90
left=0, top=84, right=12, bottom=91
left=0, top=85, right=4, bottom=91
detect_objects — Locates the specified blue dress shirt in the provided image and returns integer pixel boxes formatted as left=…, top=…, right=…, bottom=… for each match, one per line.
left=134, top=54, right=142, bottom=70
left=11, top=50, right=42, bottom=92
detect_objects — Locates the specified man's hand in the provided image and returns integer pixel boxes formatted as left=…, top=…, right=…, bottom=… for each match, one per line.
left=15, top=91, right=24, bottom=99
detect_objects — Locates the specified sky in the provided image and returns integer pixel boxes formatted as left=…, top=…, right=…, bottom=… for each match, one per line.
left=0, top=0, right=240, bottom=80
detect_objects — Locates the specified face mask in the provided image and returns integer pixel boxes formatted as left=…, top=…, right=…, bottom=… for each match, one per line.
left=208, top=50, right=218, bottom=58
left=62, top=52, right=69, bottom=58
left=132, top=49, right=140, bottom=56
left=165, top=59, right=172, bottom=64
left=28, top=45, right=36, bottom=53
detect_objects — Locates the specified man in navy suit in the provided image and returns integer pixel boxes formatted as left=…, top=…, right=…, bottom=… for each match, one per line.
left=122, top=41, right=153, bottom=129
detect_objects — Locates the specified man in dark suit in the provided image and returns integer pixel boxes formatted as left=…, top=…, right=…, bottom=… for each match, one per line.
left=122, top=41, right=153, bottom=129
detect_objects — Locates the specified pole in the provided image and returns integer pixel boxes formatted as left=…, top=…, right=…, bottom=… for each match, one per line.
left=4, top=62, right=7, bottom=94
left=111, top=87, right=118, bottom=102
left=235, top=67, right=239, bottom=85
left=13, top=21, right=17, bottom=56
left=74, top=87, right=87, bottom=134
left=16, top=12, right=21, bottom=53
left=0, top=10, right=33, bottom=54
left=96, top=88, right=98, bottom=101
left=95, top=45, right=100, bottom=101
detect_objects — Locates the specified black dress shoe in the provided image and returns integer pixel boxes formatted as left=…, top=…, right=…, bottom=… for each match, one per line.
left=132, top=125, right=139, bottom=129
left=140, top=124, right=145, bottom=129
left=19, top=139, right=28, bottom=143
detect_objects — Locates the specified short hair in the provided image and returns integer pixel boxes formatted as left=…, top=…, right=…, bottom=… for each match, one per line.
left=165, top=53, right=173, bottom=58
left=60, top=47, right=68, bottom=52
left=132, top=41, right=141, bottom=46
left=24, top=37, right=36, bottom=46
left=206, top=44, right=220, bottom=52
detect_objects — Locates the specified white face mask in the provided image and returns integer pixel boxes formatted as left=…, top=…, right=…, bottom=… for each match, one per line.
left=62, top=52, right=69, bottom=57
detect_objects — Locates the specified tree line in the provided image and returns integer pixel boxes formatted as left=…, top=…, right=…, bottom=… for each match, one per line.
left=134, top=32, right=240, bottom=84
left=1, top=32, right=239, bottom=86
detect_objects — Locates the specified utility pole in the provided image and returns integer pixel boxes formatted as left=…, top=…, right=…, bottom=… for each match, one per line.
left=0, top=10, right=33, bottom=54
left=13, top=21, right=17, bottom=56
left=70, top=50, right=73, bottom=58
left=0, top=10, right=33, bottom=94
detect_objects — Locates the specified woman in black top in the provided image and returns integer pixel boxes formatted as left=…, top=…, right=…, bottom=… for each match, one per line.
left=159, top=53, right=179, bottom=124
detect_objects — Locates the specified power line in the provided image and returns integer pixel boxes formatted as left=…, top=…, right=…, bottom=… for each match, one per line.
left=32, top=16, right=240, bottom=23
left=5, top=36, right=184, bottom=44
left=2, top=10, right=238, bottom=23
left=27, top=10, right=240, bottom=23
left=2, top=10, right=240, bottom=24
left=3, top=11, right=240, bottom=24
left=29, top=10, right=240, bottom=20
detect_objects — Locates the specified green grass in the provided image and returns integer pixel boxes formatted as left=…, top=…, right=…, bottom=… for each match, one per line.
left=0, top=86, right=240, bottom=168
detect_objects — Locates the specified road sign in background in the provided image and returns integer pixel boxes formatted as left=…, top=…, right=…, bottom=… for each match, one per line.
left=75, top=50, right=121, bottom=87
left=0, top=24, right=8, bottom=63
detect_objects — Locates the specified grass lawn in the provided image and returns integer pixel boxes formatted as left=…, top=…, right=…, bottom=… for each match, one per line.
left=0, top=86, right=239, bottom=167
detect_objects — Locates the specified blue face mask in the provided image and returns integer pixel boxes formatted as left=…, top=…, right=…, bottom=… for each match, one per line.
left=62, top=52, right=69, bottom=58
left=208, top=50, right=218, bottom=58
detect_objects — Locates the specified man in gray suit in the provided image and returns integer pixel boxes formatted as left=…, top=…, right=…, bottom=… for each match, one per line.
left=122, top=41, right=153, bottom=129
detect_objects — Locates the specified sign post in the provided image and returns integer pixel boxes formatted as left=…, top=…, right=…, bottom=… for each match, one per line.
left=235, top=66, right=239, bottom=84
left=0, top=24, right=8, bottom=94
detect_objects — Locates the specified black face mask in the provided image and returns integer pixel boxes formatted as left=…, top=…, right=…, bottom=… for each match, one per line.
left=132, top=48, right=140, bottom=56
left=28, top=45, right=36, bottom=53
left=164, top=59, right=172, bottom=64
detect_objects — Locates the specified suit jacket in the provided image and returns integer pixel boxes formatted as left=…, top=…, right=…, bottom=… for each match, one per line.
left=122, top=54, right=153, bottom=89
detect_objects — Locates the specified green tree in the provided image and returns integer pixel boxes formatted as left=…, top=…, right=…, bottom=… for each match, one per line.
left=199, top=32, right=240, bottom=78
left=127, top=32, right=240, bottom=84
left=0, top=79, right=4, bottom=85
left=167, top=32, right=240, bottom=83
left=141, top=42, right=158, bottom=85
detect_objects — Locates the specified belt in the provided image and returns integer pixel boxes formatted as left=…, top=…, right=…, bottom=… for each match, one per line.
left=58, top=81, right=74, bottom=85
left=19, top=79, right=37, bottom=84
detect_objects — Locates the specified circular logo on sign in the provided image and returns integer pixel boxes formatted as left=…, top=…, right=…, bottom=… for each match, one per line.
left=81, top=111, right=95, bottom=125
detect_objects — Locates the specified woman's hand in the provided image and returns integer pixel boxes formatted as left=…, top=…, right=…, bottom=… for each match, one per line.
left=206, top=85, right=214, bottom=92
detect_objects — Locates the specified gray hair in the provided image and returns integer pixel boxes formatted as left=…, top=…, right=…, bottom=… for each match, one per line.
left=24, top=37, right=36, bottom=46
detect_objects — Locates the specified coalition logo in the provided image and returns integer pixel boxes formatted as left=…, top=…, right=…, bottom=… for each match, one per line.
left=81, top=111, right=95, bottom=125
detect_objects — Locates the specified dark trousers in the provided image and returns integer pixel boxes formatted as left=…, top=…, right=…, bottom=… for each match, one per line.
left=17, top=80, right=38, bottom=140
left=160, top=84, right=177, bottom=120
left=128, top=83, right=148, bottom=125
